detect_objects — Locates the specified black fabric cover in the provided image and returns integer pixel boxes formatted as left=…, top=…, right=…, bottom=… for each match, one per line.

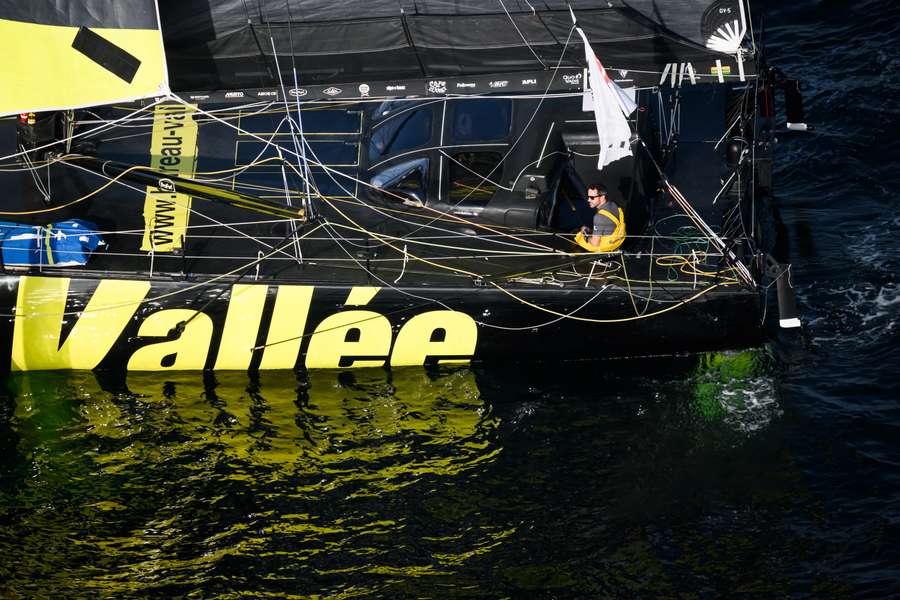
left=158, top=0, right=749, bottom=91
left=0, top=1, right=159, bottom=29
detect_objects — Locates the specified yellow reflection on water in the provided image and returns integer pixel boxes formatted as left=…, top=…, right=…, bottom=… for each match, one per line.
left=112, top=368, right=500, bottom=485
left=3, top=368, right=507, bottom=596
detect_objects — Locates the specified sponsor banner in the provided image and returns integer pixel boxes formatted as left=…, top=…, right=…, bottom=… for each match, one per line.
left=175, top=60, right=755, bottom=105
left=186, top=89, right=281, bottom=102
left=179, top=69, right=589, bottom=103
left=140, top=104, right=199, bottom=252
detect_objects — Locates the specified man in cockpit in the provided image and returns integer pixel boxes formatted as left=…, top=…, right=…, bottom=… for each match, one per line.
left=580, top=183, right=620, bottom=247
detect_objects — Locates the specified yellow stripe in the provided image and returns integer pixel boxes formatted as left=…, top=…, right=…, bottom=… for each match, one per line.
left=0, top=19, right=167, bottom=115
left=598, top=208, right=621, bottom=226
left=43, top=226, right=54, bottom=265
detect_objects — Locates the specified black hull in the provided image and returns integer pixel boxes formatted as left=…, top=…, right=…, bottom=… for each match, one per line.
left=0, top=273, right=762, bottom=372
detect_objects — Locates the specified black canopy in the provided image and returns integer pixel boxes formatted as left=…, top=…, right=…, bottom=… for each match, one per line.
left=159, top=0, right=753, bottom=92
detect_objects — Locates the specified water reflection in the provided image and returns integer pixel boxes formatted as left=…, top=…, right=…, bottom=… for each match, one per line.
left=0, top=351, right=794, bottom=597
left=691, top=350, right=783, bottom=433
left=1, top=368, right=502, bottom=596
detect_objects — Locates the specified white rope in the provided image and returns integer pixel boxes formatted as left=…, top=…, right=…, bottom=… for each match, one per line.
left=394, top=244, right=409, bottom=284
left=58, top=158, right=304, bottom=262
left=497, top=0, right=548, bottom=69
left=0, top=98, right=167, bottom=163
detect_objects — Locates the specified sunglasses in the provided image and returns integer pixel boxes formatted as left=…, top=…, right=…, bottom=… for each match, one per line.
left=588, top=194, right=604, bottom=199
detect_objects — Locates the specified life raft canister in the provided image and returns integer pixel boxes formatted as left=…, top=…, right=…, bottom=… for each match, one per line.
left=574, top=207, right=626, bottom=252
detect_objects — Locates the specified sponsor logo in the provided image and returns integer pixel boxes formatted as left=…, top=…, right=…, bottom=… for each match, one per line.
left=710, top=65, right=732, bottom=75
left=11, top=278, right=479, bottom=371
left=562, top=73, right=582, bottom=86
left=141, top=105, right=199, bottom=253
left=428, top=80, right=447, bottom=94
left=521, top=78, right=538, bottom=85
left=224, top=91, right=245, bottom=98
left=386, top=84, right=407, bottom=92
left=489, top=80, right=509, bottom=89
left=188, top=94, right=210, bottom=101
left=358, top=84, right=370, bottom=97
left=257, top=90, right=278, bottom=97
left=289, top=88, right=308, bottom=97
left=323, top=87, right=342, bottom=96
left=456, top=82, right=476, bottom=89
left=618, top=70, right=629, bottom=78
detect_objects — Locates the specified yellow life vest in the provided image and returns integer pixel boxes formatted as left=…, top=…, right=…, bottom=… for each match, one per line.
left=574, top=207, right=626, bottom=253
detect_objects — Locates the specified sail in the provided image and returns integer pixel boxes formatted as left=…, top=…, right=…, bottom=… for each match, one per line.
left=159, top=0, right=753, bottom=93
left=0, top=1, right=169, bottom=116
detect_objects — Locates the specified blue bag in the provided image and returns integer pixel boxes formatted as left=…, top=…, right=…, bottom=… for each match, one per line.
left=0, top=219, right=104, bottom=267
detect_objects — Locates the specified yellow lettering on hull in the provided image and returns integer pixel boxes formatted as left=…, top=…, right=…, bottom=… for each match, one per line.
left=127, top=309, right=214, bottom=370
left=391, top=311, right=478, bottom=366
left=213, top=284, right=268, bottom=370
left=11, top=276, right=149, bottom=371
left=305, top=311, right=392, bottom=369
left=259, top=286, right=314, bottom=370
left=344, top=286, right=381, bottom=306
left=9, top=277, right=479, bottom=371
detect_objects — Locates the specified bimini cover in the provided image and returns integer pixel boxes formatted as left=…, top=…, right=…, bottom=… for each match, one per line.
left=158, top=0, right=752, bottom=91
left=0, top=1, right=169, bottom=116
left=0, top=220, right=104, bottom=267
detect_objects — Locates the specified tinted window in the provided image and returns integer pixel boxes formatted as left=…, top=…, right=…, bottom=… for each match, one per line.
left=371, top=158, right=428, bottom=205
left=371, top=100, right=418, bottom=123
left=448, top=151, right=503, bottom=205
left=390, top=168, right=424, bottom=202
left=369, top=107, right=433, bottom=158
left=451, top=99, right=512, bottom=143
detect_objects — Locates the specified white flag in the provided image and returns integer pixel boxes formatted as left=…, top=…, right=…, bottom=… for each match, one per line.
left=576, top=27, right=636, bottom=169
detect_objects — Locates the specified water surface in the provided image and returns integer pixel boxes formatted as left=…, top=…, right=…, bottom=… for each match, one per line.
left=3, top=0, right=900, bottom=596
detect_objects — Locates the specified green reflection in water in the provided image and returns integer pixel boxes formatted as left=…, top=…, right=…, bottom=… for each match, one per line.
left=692, top=349, right=781, bottom=432
left=0, top=368, right=504, bottom=597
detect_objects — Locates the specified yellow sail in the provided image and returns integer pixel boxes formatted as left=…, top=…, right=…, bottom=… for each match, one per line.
left=0, top=2, right=168, bottom=116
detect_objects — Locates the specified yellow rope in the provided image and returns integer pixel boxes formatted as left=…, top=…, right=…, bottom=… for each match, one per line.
left=488, top=280, right=732, bottom=324
left=279, top=158, right=555, bottom=252
left=0, top=160, right=147, bottom=216
left=326, top=222, right=559, bottom=256
left=654, top=253, right=739, bottom=281
left=317, top=195, right=482, bottom=278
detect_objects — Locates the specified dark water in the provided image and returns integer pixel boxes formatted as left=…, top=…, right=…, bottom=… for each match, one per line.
left=2, top=2, right=900, bottom=597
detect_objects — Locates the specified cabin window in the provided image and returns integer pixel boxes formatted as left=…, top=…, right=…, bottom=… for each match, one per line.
left=451, top=99, right=512, bottom=143
left=448, top=151, right=503, bottom=205
left=369, top=106, right=433, bottom=159
left=371, top=158, right=429, bottom=205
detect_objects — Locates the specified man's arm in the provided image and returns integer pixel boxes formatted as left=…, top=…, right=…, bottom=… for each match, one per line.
left=589, top=213, right=603, bottom=246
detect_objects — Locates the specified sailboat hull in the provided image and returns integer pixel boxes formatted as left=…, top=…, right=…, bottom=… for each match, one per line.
left=0, top=273, right=762, bottom=372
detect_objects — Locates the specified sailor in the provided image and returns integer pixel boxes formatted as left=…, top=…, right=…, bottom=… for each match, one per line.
left=581, top=183, right=621, bottom=247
